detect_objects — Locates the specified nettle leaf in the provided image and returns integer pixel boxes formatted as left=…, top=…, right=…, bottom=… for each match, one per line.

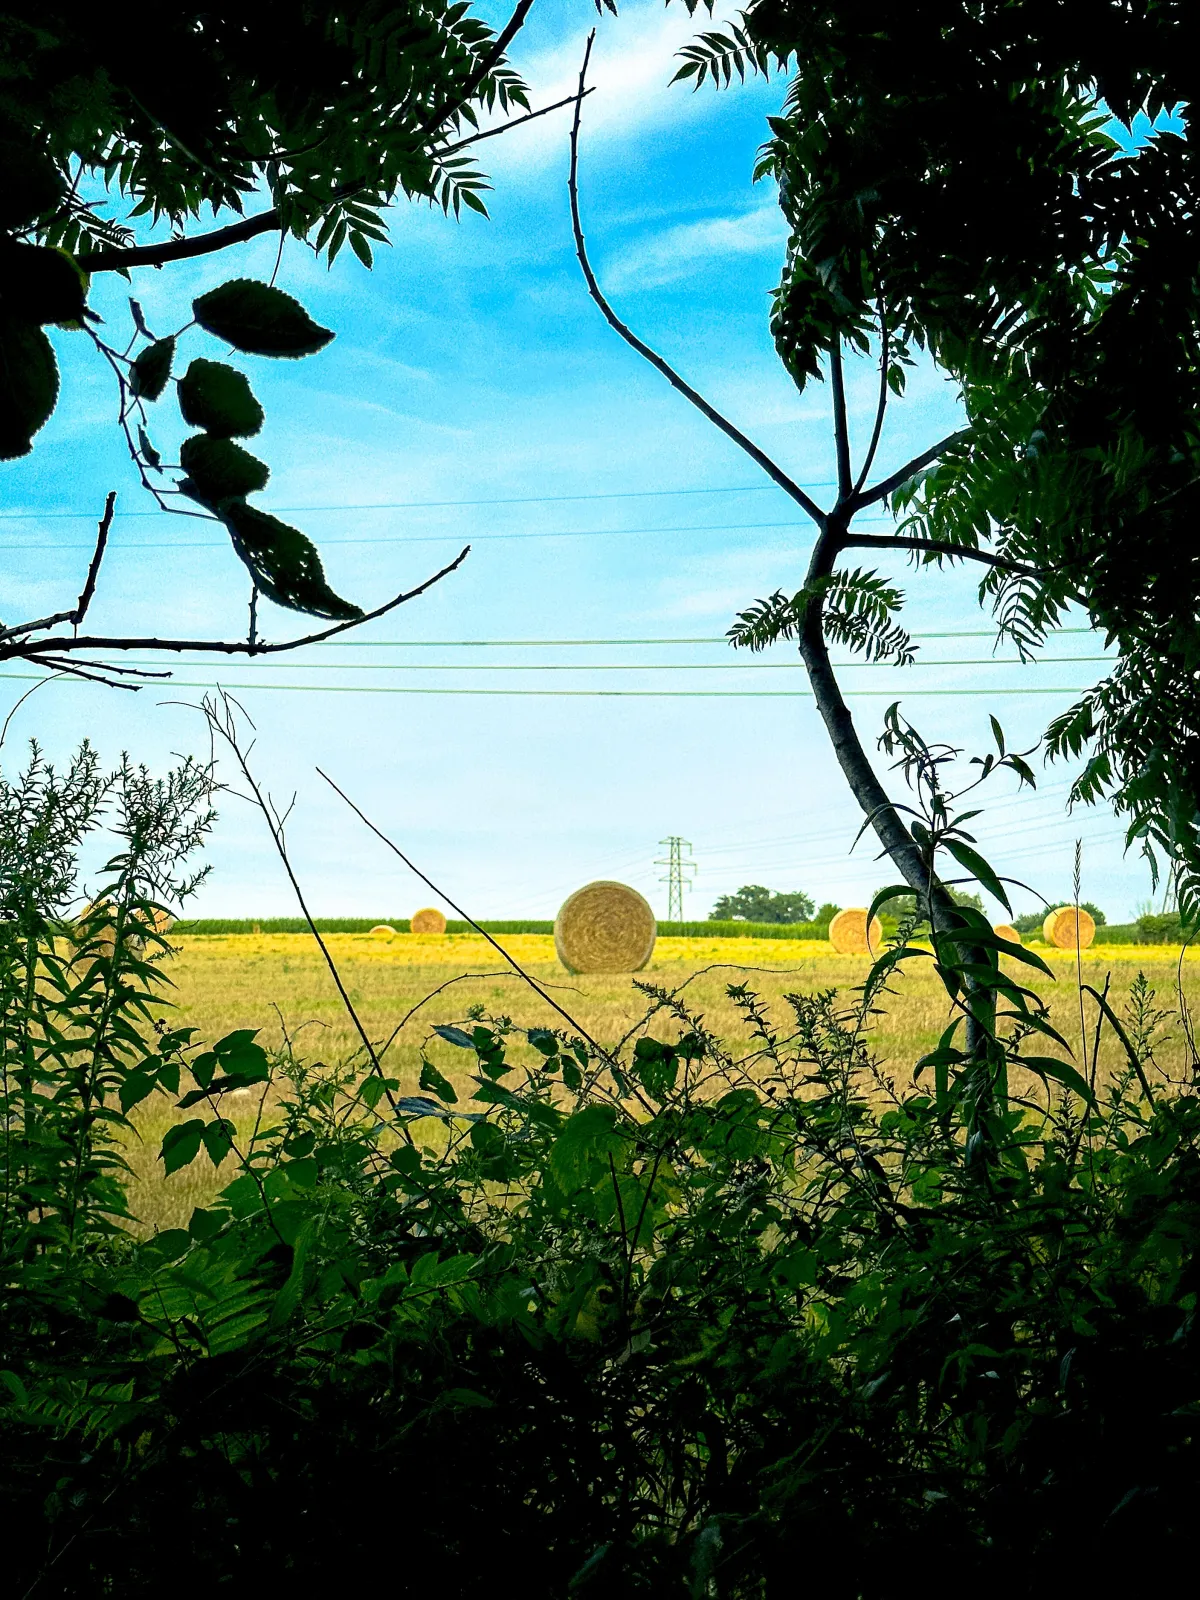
left=130, top=336, right=174, bottom=402
left=0, top=314, right=59, bottom=459
left=221, top=503, right=362, bottom=621
left=177, top=358, right=264, bottom=437
left=179, top=434, right=269, bottom=502
left=0, top=242, right=87, bottom=325
left=193, top=279, right=334, bottom=359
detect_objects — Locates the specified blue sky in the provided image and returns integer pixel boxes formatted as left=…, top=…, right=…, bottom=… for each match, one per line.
left=1, top=0, right=1146, bottom=923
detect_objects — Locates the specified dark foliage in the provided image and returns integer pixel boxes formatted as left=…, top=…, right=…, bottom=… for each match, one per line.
left=709, top=884, right=816, bottom=924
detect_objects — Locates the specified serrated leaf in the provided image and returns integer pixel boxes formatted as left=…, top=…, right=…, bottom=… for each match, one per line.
left=201, top=1119, right=235, bottom=1167
left=193, top=279, right=334, bottom=359
left=0, top=242, right=86, bottom=325
left=0, top=313, right=58, bottom=459
left=160, top=1120, right=205, bottom=1175
left=137, top=426, right=161, bottom=467
left=177, top=358, right=263, bottom=437
left=130, top=336, right=174, bottom=401
left=179, top=434, right=269, bottom=502
left=433, top=1025, right=476, bottom=1049
left=119, top=1069, right=156, bottom=1113
left=419, top=1058, right=459, bottom=1102
left=221, top=502, right=361, bottom=621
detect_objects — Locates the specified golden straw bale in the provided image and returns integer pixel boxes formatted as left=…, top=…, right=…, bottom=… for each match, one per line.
left=1043, top=905, right=1096, bottom=949
left=369, top=924, right=396, bottom=937
left=828, top=907, right=882, bottom=955
left=555, top=881, right=656, bottom=974
left=410, top=907, right=447, bottom=935
left=993, top=923, right=1023, bottom=947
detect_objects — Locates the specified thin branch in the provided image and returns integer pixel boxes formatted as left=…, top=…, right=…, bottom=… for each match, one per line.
left=567, top=34, right=826, bottom=528
left=850, top=430, right=969, bottom=511
left=315, top=767, right=614, bottom=1062
left=79, top=209, right=282, bottom=273
left=0, top=494, right=116, bottom=643
left=2, top=546, right=470, bottom=664
left=840, top=533, right=1052, bottom=581
left=440, top=88, right=593, bottom=154
left=829, top=342, right=853, bottom=504
left=852, top=300, right=889, bottom=497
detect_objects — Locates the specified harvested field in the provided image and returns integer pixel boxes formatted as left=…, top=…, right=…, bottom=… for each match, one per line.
left=126, top=932, right=1200, bottom=1229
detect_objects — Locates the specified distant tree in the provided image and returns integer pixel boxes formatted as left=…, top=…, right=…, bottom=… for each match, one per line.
left=0, top=2, right=566, bottom=686
left=710, top=885, right=815, bottom=924
left=814, top=902, right=841, bottom=927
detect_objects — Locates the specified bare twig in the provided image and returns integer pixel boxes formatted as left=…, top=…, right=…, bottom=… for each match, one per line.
left=829, top=342, right=853, bottom=503
left=315, top=767, right=613, bottom=1060
left=1, top=546, right=470, bottom=666
left=567, top=33, right=825, bottom=527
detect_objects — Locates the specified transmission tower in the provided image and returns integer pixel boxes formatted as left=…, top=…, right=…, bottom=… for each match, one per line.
left=655, top=836, right=696, bottom=922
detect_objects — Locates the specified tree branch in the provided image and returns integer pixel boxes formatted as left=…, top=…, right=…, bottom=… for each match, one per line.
left=567, top=34, right=826, bottom=527
left=79, top=210, right=282, bottom=273
left=850, top=430, right=969, bottom=511
left=0, top=546, right=470, bottom=666
left=852, top=300, right=889, bottom=497
left=829, top=341, right=853, bottom=503
left=840, top=533, right=1051, bottom=581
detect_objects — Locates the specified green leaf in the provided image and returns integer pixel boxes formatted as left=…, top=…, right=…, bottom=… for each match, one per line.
left=220, top=502, right=362, bottom=621
left=177, top=358, right=264, bottom=437
left=527, top=1028, right=559, bottom=1056
left=549, top=1105, right=622, bottom=1189
left=145, top=1228, right=191, bottom=1263
left=119, top=1069, right=157, bottom=1113
left=192, top=279, right=334, bottom=359
left=941, top=838, right=1012, bottom=914
left=161, top=1120, right=205, bottom=1175
left=1021, top=1055, right=1095, bottom=1105
left=137, top=426, right=161, bottom=467
left=201, top=1119, right=235, bottom=1166
left=0, top=313, right=58, bottom=459
left=419, top=1058, right=459, bottom=1103
left=130, top=337, right=174, bottom=401
left=0, top=243, right=87, bottom=325
left=179, top=434, right=269, bottom=503
left=433, top=1025, right=476, bottom=1048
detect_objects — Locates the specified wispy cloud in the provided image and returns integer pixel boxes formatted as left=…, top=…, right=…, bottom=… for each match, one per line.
left=603, top=202, right=787, bottom=291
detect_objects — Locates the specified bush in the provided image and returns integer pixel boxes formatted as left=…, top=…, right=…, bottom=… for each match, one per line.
left=5, top=739, right=1200, bottom=1596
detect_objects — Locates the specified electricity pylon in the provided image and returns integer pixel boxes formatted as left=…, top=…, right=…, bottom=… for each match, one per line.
left=655, top=836, right=696, bottom=922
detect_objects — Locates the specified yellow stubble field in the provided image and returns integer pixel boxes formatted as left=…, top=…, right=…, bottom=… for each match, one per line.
left=125, top=931, right=1200, bottom=1229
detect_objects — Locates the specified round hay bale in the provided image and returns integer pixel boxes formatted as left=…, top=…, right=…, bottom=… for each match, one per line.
left=369, top=923, right=396, bottom=937
left=828, top=907, right=883, bottom=955
left=410, top=907, right=447, bottom=935
left=555, top=881, right=656, bottom=974
left=1043, top=905, right=1096, bottom=949
left=993, top=923, right=1022, bottom=947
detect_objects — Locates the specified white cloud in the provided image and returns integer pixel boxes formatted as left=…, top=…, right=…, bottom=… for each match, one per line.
left=485, top=1, right=763, bottom=171
left=603, top=202, right=787, bottom=290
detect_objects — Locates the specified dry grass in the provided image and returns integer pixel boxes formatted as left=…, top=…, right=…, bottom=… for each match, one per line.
left=124, top=932, right=1200, bottom=1230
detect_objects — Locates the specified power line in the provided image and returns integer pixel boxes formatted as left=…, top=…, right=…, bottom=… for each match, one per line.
left=133, top=627, right=1101, bottom=649
left=0, top=481, right=833, bottom=521
left=0, top=673, right=1099, bottom=698
left=105, top=656, right=1110, bottom=672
